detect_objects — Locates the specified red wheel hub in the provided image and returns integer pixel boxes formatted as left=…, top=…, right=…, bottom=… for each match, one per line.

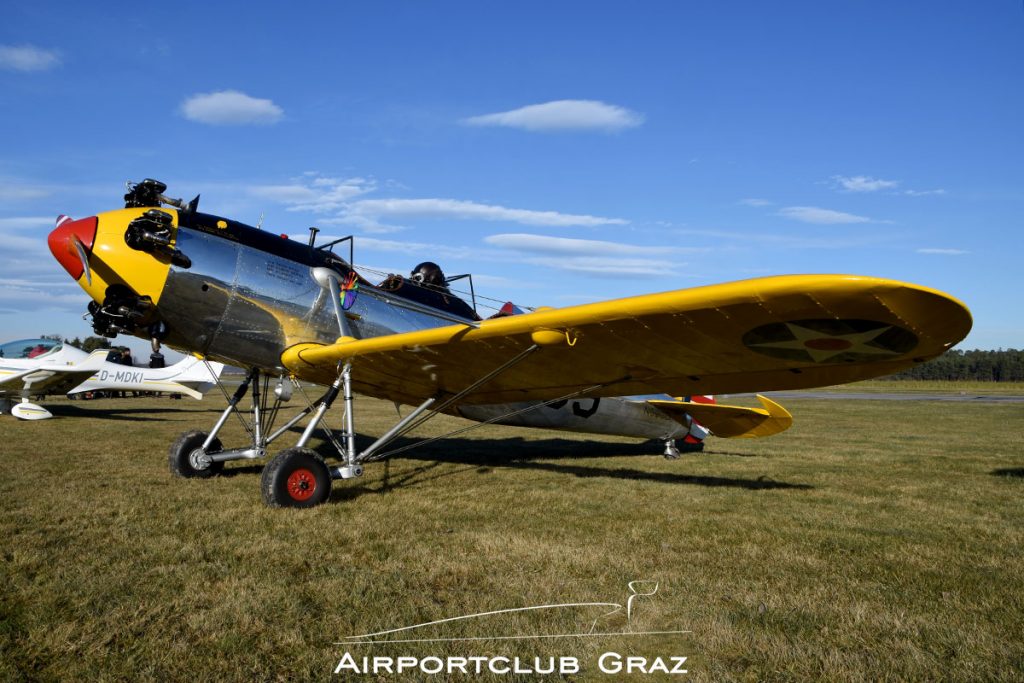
left=286, top=468, right=317, bottom=501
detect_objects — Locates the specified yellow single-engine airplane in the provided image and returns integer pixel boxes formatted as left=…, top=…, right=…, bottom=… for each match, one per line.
left=47, top=179, right=972, bottom=507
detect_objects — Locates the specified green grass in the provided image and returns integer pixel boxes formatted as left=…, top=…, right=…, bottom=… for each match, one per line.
left=813, top=379, right=1024, bottom=394
left=1, top=391, right=1022, bottom=681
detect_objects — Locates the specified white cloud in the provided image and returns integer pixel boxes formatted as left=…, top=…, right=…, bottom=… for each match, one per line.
left=739, top=198, right=772, bottom=207
left=249, top=185, right=318, bottom=203
left=485, top=233, right=698, bottom=257
left=0, top=233, right=49, bottom=252
left=350, top=198, right=627, bottom=227
left=832, top=175, right=900, bottom=193
left=0, top=278, right=79, bottom=289
left=0, top=179, right=123, bottom=205
left=314, top=214, right=403, bottom=235
left=0, top=283, right=87, bottom=313
left=461, top=100, right=644, bottom=132
left=0, top=216, right=55, bottom=230
left=917, top=248, right=968, bottom=255
left=301, top=232, right=687, bottom=280
left=249, top=176, right=375, bottom=211
left=0, top=185, right=51, bottom=201
left=777, top=206, right=871, bottom=224
left=528, top=256, right=677, bottom=277
left=252, top=174, right=628, bottom=233
left=180, top=90, right=284, bottom=125
left=0, top=217, right=59, bottom=259
left=831, top=175, right=947, bottom=197
left=674, top=227, right=884, bottom=250
left=316, top=235, right=476, bottom=260
left=0, top=214, right=87, bottom=314
left=485, top=233, right=697, bottom=277
left=0, top=44, right=60, bottom=71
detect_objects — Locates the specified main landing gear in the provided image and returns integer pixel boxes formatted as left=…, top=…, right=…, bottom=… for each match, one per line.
left=168, top=363, right=364, bottom=507
left=168, top=356, right=450, bottom=508
left=171, top=346, right=605, bottom=508
left=169, top=430, right=223, bottom=477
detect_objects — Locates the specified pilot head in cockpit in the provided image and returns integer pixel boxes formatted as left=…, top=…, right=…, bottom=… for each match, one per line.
left=410, top=261, right=449, bottom=292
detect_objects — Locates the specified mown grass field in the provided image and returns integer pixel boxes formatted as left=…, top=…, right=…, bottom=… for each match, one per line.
left=803, top=379, right=1024, bottom=395
left=2, top=387, right=1022, bottom=682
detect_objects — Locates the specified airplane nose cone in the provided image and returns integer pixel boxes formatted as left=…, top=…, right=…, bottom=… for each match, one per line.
left=48, top=215, right=98, bottom=280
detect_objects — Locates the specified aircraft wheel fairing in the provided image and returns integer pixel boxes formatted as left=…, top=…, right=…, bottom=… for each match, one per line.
left=261, top=448, right=332, bottom=508
left=10, top=402, right=53, bottom=420
left=169, top=430, right=224, bottom=478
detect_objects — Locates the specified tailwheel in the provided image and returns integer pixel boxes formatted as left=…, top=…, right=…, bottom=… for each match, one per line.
left=261, top=448, right=332, bottom=508
left=169, top=430, right=224, bottom=478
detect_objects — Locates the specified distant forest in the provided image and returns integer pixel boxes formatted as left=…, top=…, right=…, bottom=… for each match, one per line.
left=886, top=349, right=1024, bottom=382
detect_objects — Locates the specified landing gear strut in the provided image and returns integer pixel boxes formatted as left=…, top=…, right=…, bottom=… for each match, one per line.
left=169, top=430, right=224, bottom=478
left=662, top=437, right=704, bottom=459
left=168, top=364, right=361, bottom=507
left=173, top=345, right=600, bottom=508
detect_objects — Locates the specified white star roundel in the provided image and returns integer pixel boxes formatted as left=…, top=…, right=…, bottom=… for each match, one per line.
left=742, top=319, right=918, bottom=364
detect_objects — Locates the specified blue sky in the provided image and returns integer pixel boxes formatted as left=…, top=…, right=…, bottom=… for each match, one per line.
left=1, top=1, right=1022, bottom=354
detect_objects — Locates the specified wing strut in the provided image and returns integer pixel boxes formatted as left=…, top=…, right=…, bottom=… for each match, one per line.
left=360, top=380, right=613, bottom=463
left=353, top=343, right=541, bottom=464
left=356, top=395, right=437, bottom=463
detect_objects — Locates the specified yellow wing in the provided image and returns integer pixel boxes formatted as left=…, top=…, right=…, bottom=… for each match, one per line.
left=647, top=395, right=793, bottom=438
left=280, top=274, right=971, bottom=405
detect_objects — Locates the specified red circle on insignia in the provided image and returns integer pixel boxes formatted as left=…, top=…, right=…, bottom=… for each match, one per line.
left=805, top=338, right=852, bottom=351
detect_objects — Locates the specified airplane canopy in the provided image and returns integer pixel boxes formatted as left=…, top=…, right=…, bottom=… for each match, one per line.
left=0, top=338, right=63, bottom=360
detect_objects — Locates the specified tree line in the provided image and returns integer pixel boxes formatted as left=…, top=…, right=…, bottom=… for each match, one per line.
left=42, top=333, right=112, bottom=353
left=886, top=349, right=1024, bottom=382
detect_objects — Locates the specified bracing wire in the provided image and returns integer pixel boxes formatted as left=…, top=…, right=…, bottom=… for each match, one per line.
left=362, top=381, right=615, bottom=462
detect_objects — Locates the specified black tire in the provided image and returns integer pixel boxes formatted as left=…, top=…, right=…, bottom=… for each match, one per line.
left=169, top=430, right=224, bottom=479
left=260, top=448, right=332, bottom=508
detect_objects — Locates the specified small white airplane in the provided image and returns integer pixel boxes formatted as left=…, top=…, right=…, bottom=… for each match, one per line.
left=0, top=338, right=224, bottom=420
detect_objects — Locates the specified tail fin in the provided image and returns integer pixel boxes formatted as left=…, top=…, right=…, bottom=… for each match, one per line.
left=164, top=356, right=224, bottom=393
left=648, top=394, right=793, bottom=439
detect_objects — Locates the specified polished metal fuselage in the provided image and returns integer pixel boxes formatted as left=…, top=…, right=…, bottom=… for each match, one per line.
left=456, top=397, right=688, bottom=440
left=157, top=226, right=466, bottom=372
